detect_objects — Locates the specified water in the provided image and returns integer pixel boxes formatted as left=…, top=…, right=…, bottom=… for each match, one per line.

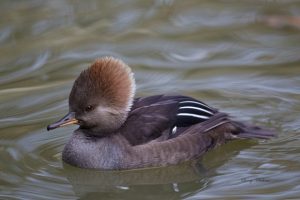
left=0, top=0, right=300, bottom=199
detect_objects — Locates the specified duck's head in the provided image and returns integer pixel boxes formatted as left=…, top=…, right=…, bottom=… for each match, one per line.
left=47, top=57, right=136, bottom=135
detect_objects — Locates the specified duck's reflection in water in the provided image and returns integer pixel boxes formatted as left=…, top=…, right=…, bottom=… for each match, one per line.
left=62, top=159, right=208, bottom=200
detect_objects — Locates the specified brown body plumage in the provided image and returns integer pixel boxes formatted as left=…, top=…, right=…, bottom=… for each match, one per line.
left=47, top=57, right=274, bottom=170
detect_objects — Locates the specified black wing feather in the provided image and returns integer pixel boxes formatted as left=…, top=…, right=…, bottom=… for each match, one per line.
left=122, top=95, right=218, bottom=145
left=174, top=99, right=216, bottom=126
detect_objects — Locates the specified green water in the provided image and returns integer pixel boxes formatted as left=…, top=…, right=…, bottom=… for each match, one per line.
left=0, top=1, right=300, bottom=199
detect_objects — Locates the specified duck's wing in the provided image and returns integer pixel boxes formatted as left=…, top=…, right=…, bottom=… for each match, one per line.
left=121, top=95, right=219, bottom=145
left=121, top=95, right=178, bottom=145
left=124, top=112, right=274, bottom=169
left=123, top=112, right=232, bottom=168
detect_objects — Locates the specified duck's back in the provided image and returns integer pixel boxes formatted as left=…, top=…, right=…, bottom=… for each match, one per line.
left=120, top=95, right=220, bottom=146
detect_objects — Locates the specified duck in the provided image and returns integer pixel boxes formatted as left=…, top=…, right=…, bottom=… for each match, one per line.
left=47, top=57, right=274, bottom=170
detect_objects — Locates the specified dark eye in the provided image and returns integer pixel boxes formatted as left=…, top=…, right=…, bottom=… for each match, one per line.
left=85, top=105, right=94, bottom=112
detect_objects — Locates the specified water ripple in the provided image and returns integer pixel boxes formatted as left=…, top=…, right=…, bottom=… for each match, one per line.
left=0, top=51, right=50, bottom=85
left=0, top=0, right=299, bottom=199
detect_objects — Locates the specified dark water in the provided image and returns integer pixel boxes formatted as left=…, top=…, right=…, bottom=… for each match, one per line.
left=1, top=1, right=300, bottom=199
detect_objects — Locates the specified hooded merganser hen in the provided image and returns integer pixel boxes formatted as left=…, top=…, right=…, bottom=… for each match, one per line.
left=47, top=57, right=274, bottom=170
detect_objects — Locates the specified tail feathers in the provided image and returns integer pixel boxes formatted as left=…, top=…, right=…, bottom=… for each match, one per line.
left=183, top=112, right=275, bottom=140
left=232, top=121, right=275, bottom=139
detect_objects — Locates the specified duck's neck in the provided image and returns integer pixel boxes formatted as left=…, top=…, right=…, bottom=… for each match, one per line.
left=78, top=128, right=115, bottom=138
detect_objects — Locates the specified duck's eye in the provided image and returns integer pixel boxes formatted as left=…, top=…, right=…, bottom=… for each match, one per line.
left=85, top=105, right=94, bottom=112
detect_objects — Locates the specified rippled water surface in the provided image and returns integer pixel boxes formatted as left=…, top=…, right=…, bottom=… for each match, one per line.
left=1, top=1, right=300, bottom=199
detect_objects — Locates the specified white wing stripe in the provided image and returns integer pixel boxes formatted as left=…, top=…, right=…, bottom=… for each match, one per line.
left=179, top=100, right=212, bottom=110
left=177, top=113, right=209, bottom=119
left=179, top=106, right=213, bottom=115
left=171, top=126, right=177, bottom=135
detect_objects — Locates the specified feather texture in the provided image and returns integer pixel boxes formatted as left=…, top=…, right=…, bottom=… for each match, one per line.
left=62, top=95, right=275, bottom=169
